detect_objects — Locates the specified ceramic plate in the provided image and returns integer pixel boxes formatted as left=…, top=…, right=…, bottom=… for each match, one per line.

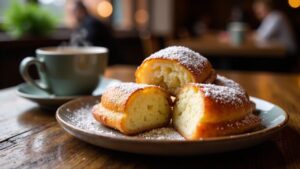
left=17, top=77, right=120, bottom=109
left=56, top=96, right=288, bottom=155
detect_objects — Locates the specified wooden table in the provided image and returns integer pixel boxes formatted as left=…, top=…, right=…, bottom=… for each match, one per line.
left=167, top=33, right=287, bottom=57
left=1, top=65, right=300, bottom=169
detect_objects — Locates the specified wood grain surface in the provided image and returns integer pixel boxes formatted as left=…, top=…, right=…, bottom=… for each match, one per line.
left=0, top=65, right=299, bottom=169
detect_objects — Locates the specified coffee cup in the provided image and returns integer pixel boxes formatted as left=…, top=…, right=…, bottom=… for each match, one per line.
left=228, top=22, right=246, bottom=46
left=20, top=46, right=108, bottom=96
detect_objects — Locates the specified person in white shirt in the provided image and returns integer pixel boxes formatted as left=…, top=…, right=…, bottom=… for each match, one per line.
left=253, top=0, right=297, bottom=54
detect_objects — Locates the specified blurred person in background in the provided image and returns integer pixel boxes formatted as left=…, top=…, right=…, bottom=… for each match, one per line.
left=253, top=0, right=297, bottom=54
left=71, top=0, right=119, bottom=65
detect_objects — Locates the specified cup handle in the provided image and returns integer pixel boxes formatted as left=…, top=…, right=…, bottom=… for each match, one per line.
left=19, top=57, right=51, bottom=93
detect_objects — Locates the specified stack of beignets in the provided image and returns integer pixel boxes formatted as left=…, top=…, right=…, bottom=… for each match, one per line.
left=92, top=46, right=260, bottom=139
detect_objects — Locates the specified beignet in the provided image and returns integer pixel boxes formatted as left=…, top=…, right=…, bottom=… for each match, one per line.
left=135, top=46, right=216, bottom=95
left=92, top=82, right=172, bottom=135
left=173, top=83, right=260, bottom=140
left=213, top=75, right=246, bottom=92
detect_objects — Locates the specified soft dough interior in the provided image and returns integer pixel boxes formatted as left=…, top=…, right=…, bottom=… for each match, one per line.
left=125, top=89, right=171, bottom=133
left=137, top=60, right=194, bottom=95
left=173, top=87, right=204, bottom=138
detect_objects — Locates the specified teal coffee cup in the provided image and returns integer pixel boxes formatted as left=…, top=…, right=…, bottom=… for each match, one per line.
left=20, top=47, right=108, bottom=96
left=228, top=22, right=246, bottom=46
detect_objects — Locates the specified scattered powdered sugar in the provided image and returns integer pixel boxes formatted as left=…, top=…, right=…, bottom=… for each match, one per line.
left=235, top=113, right=260, bottom=127
left=145, top=46, right=209, bottom=72
left=64, top=103, right=185, bottom=140
left=136, top=127, right=184, bottom=140
left=64, top=105, right=118, bottom=137
left=198, top=83, right=248, bottom=107
left=62, top=100, right=260, bottom=141
left=216, top=114, right=260, bottom=131
left=214, top=75, right=245, bottom=92
left=102, top=82, right=156, bottom=106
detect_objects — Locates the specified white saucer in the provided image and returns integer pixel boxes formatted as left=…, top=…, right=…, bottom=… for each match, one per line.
left=17, top=77, right=120, bottom=109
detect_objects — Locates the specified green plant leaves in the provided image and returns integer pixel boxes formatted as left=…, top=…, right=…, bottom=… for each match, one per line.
left=2, top=1, right=58, bottom=38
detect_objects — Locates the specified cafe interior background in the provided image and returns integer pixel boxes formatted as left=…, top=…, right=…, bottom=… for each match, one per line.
left=0, top=0, right=299, bottom=89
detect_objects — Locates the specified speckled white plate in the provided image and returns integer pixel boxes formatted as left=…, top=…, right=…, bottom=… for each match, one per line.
left=56, top=96, right=288, bottom=155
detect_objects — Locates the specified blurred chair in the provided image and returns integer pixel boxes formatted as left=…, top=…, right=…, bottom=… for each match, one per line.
left=139, top=32, right=161, bottom=57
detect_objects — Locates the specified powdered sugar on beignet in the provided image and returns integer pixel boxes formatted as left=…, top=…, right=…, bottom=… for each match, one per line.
left=146, top=46, right=210, bottom=74
left=93, top=82, right=172, bottom=135
left=214, top=75, right=245, bottom=92
left=199, top=84, right=247, bottom=108
left=135, top=46, right=216, bottom=95
left=173, top=83, right=259, bottom=140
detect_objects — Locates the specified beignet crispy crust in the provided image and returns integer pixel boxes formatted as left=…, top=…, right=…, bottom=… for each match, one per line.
left=188, top=114, right=261, bottom=139
left=135, top=46, right=216, bottom=95
left=173, top=83, right=260, bottom=140
left=93, top=82, right=172, bottom=135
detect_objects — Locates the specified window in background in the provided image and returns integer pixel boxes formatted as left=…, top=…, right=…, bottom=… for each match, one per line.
left=112, top=0, right=134, bottom=31
left=150, top=0, right=173, bottom=36
left=0, top=0, right=11, bottom=23
left=111, top=0, right=173, bottom=35
left=38, top=0, right=66, bottom=26
left=112, top=0, right=151, bottom=32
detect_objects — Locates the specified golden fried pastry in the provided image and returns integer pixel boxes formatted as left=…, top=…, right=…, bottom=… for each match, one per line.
left=189, top=114, right=261, bottom=138
left=213, top=75, right=246, bottom=92
left=92, top=82, right=172, bottom=135
left=135, top=46, right=216, bottom=95
left=214, top=75, right=255, bottom=108
left=173, top=83, right=260, bottom=140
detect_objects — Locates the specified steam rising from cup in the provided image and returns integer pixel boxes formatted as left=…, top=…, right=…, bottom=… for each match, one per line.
left=59, top=28, right=92, bottom=50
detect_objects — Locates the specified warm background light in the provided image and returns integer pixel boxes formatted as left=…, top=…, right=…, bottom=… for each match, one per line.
left=288, top=0, right=300, bottom=8
left=135, top=9, right=149, bottom=25
left=97, top=1, right=113, bottom=18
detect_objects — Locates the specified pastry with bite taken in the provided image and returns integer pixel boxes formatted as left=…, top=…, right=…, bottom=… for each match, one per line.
left=92, top=82, right=172, bottom=135
left=135, top=46, right=216, bottom=95
left=173, top=83, right=260, bottom=140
